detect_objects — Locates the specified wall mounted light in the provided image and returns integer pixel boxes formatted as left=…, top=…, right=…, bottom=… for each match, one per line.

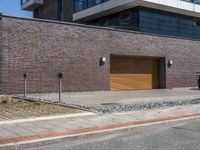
left=58, top=73, right=63, bottom=79
left=168, top=60, right=173, bottom=67
left=101, top=57, right=107, bottom=63
left=99, top=57, right=106, bottom=66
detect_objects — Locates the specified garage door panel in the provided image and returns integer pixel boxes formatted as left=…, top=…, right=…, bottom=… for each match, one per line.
left=110, top=56, right=158, bottom=90
left=110, top=74, right=153, bottom=90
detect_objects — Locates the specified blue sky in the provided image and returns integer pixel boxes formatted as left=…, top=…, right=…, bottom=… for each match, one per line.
left=0, top=0, right=32, bottom=17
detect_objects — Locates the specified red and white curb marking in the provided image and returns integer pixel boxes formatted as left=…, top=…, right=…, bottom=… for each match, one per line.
left=0, top=113, right=200, bottom=147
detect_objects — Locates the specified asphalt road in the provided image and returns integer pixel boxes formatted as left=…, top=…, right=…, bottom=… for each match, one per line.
left=25, top=118, right=200, bottom=150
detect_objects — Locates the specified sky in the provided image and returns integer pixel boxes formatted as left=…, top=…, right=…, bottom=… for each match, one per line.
left=0, top=0, right=32, bottom=17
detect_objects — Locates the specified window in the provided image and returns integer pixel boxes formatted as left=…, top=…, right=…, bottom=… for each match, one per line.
left=181, top=0, right=200, bottom=5
left=74, top=0, right=87, bottom=12
left=99, top=17, right=109, bottom=26
left=74, top=0, right=110, bottom=12
left=194, top=19, right=200, bottom=27
left=58, top=0, right=64, bottom=21
left=88, top=0, right=101, bottom=7
left=34, top=9, right=39, bottom=18
left=119, top=10, right=132, bottom=22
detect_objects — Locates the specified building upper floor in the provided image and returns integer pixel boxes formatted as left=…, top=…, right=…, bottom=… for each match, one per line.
left=20, top=0, right=200, bottom=40
left=21, top=0, right=200, bottom=20
left=73, top=0, right=200, bottom=21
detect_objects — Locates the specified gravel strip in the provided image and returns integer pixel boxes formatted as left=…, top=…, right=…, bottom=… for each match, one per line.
left=14, top=96, right=200, bottom=113
left=74, top=98, right=200, bottom=113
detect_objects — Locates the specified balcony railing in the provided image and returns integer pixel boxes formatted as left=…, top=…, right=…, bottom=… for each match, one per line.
left=21, top=0, right=43, bottom=11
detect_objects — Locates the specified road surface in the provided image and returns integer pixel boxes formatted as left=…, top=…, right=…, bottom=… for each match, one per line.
left=24, top=118, right=200, bottom=150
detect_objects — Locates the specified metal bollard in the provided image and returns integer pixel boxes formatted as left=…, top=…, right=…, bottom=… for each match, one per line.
left=23, top=73, right=27, bottom=97
left=58, top=73, right=63, bottom=102
left=198, top=75, right=200, bottom=89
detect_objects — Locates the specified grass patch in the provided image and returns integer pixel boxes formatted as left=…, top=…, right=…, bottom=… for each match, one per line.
left=0, top=96, right=84, bottom=121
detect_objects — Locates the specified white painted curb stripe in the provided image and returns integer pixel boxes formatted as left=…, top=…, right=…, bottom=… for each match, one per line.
left=0, top=112, right=95, bottom=125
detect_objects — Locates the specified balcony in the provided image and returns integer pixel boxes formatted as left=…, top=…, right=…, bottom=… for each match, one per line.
left=21, top=0, right=44, bottom=11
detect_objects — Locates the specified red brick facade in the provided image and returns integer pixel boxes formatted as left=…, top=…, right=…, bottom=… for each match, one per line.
left=0, top=16, right=200, bottom=94
left=34, top=0, right=74, bottom=22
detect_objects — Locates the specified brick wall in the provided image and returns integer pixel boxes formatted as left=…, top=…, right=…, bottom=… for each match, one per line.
left=35, top=0, right=74, bottom=22
left=109, top=31, right=200, bottom=88
left=0, top=17, right=3, bottom=93
left=1, top=16, right=200, bottom=94
left=1, top=17, right=110, bottom=94
left=35, top=0, right=59, bottom=20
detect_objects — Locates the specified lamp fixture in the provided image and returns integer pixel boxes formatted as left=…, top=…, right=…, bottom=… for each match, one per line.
left=101, top=57, right=107, bottom=63
left=168, top=60, right=173, bottom=67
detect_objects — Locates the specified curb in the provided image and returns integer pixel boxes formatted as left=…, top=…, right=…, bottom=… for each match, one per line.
left=0, top=112, right=95, bottom=125
left=0, top=113, right=200, bottom=150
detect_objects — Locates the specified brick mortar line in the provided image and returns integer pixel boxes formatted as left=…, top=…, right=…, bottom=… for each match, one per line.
left=0, top=112, right=200, bottom=145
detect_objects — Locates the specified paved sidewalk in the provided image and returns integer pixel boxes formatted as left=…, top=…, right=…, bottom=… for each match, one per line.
left=0, top=104, right=200, bottom=149
left=24, top=88, right=200, bottom=106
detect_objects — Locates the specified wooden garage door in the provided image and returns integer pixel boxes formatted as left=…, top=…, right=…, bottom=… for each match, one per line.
left=110, top=56, right=158, bottom=90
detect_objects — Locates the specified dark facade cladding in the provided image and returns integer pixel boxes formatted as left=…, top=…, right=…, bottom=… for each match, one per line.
left=74, top=0, right=200, bottom=13
left=29, top=0, right=200, bottom=39
left=0, top=16, right=200, bottom=94
left=87, top=7, right=200, bottom=39
left=140, top=7, right=200, bottom=39
left=33, top=0, right=74, bottom=22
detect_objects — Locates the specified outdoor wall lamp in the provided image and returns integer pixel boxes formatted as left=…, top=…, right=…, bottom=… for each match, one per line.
left=58, top=73, right=63, bottom=79
left=168, top=60, right=173, bottom=67
left=100, top=57, right=107, bottom=64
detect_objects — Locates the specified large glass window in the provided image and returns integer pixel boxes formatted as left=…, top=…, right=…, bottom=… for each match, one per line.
left=195, top=0, right=200, bottom=4
left=74, top=0, right=110, bottom=12
left=182, top=0, right=200, bottom=4
left=58, top=0, right=64, bottom=21
left=74, top=0, right=87, bottom=12
left=88, top=0, right=101, bottom=7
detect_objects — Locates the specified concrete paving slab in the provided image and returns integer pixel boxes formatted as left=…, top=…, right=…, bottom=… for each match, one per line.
left=23, top=88, right=200, bottom=106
